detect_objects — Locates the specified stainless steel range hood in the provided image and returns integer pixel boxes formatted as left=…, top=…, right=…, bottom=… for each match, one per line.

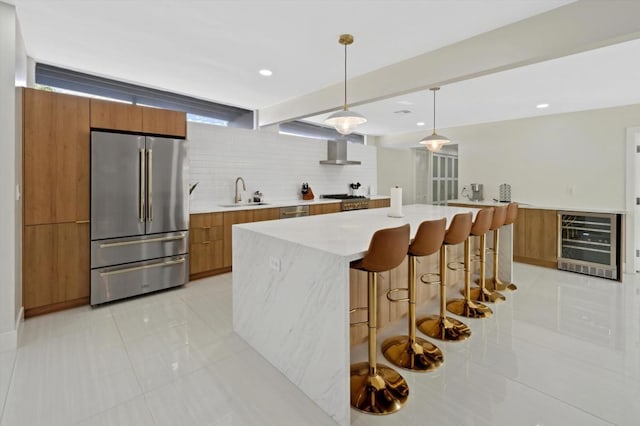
left=319, top=140, right=361, bottom=165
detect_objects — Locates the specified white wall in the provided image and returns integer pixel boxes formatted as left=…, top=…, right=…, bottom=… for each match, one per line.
left=379, top=104, right=640, bottom=211
left=376, top=147, right=414, bottom=205
left=0, top=1, right=19, bottom=351
left=188, top=123, right=377, bottom=211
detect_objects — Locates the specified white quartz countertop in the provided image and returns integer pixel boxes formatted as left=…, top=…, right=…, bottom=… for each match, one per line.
left=234, top=204, right=478, bottom=261
left=447, top=199, right=627, bottom=215
left=190, top=195, right=390, bottom=214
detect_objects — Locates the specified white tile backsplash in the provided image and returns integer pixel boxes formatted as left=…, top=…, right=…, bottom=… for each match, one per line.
left=187, top=122, right=377, bottom=212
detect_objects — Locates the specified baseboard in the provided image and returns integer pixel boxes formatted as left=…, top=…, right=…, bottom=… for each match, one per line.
left=0, top=306, right=24, bottom=352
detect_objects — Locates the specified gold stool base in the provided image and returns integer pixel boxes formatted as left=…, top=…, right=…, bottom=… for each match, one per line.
left=416, top=316, right=471, bottom=341
left=446, top=298, right=493, bottom=319
left=469, top=287, right=506, bottom=304
left=485, top=277, right=517, bottom=292
left=350, top=362, right=409, bottom=414
left=382, top=336, right=444, bottom=372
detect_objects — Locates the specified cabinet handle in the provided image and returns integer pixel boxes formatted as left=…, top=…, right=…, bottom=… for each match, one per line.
left=99, top=233, right=186, bottom=248
left=100, top=257, right=185, bottom=277
left=75, top=220, right=90, bottom=224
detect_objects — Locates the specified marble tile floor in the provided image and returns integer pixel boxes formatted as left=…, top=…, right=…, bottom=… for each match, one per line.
left=0, top=264, right=638, bottom=425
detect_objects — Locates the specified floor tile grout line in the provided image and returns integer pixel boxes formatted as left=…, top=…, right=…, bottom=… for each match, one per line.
left=0, top=350, right=18, bottom=426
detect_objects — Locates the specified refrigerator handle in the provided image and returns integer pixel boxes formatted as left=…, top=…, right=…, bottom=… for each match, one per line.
left=147, top=149, right=153, bottom=222
left=139, top=148, right=146, bottom=222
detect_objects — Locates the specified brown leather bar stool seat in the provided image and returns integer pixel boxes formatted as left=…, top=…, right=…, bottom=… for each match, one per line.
left=416, top=213, right=472, bottom=341
left=447, top=208, right=494, bottom=318
left=382, top=218, right=446, bottom=372
left=486, top=202, right=518, bottom=292
left=470, top=205, right=506, bottom=304
left=350, top=224, right=410, bottom=415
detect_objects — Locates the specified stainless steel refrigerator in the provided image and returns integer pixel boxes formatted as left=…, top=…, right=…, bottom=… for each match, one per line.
left=90, top=130, right=189, bottom=305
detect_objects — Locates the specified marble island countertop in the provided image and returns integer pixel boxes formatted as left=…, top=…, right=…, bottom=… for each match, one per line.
left=447, top=199, right=627, bottom=215
left=235, top=203, right=478, bottom=261
left=190, top=195, right=390, bottom=214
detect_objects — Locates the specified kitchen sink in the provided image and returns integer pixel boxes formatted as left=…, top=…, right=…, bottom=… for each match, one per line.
left=219, top=202, right=270, bottom=207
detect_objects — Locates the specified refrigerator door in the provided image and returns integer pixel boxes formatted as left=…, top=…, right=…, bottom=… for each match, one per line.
left=91, top=131, right=146, bottom=240
left=145, top=136, right=188, bottom=235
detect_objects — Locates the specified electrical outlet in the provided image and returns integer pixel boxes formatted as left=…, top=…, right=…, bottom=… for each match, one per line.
left=269, top=257, right=281, bottom=272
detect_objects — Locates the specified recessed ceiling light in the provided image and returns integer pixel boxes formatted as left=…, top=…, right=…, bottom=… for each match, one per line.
left=536, top=103, right=549, bottom=109
left=259, top=69, right=273, bottom=76
left=397, top=100, right=413, bottom=106
left=416, top=122, right=425, bottom=126
left=394, top=109, right=412, bottom=115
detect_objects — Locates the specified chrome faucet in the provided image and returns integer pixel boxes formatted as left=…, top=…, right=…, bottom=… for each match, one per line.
left=234, top=177, right=246, bottom=203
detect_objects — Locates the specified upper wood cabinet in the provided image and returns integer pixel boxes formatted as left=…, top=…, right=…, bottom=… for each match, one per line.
left=89, top=99, right=186, bottom=137
left=90, top=99, right=143, bottom=132
left=142, top=107, right=187, bottom=138
left=23, top=88, right=90, bottom=225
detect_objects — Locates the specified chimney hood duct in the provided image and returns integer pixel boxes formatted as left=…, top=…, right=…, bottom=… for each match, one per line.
left=319, top=140, right=361, bottom=165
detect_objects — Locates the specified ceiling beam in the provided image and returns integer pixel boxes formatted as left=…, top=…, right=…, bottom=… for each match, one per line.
left=258, top=0, right=640, bottom=127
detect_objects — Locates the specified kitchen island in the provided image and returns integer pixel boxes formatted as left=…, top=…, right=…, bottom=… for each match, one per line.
left=232, top=204, right=514, bottom=425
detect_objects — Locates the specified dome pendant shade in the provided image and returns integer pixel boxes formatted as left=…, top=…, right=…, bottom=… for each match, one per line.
left=419, top=132, right=450, bottom=152
left=419, top=87, right=450, bottom=152
left=325, top=34, right=366, bottom=136
left=325, top=109, right=367, bottom=135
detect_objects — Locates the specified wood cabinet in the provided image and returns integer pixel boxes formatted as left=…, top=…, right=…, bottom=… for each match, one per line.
left=253, top=207, right=280, bottom=222
left=23, top=88, right=90, bottom=225
left=514, top=208, right=558, bottom=268
left=142, top=107, right=187, bottom=137
left=223, top=210, right=255, bottom=267
left=89, top=99, right=186, bottom=137
left=90, top=99, right=143, bottom=132
left=23, top=223, right=89, bottom=316
left=369, top=199, right=390, bottom=209
left=189, top=213, right=224, bottom=277
left=310, top=202, right=341, bottom=215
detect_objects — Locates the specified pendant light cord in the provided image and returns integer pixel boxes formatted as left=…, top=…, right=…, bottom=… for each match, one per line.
left=343, top=42, right=348, bottom=111
left=432, top=89, right=437, bottom=135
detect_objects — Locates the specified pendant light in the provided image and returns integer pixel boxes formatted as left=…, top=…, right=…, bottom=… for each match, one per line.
left=420, top=87, right=450, bottom=152
left=325, top=34, right=367, bottom=135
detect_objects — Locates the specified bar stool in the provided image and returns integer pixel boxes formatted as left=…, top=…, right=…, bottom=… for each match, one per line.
left=382, top=218, right=446, bottom=372
left=486, top=202, right=518, bottom=292
left=447, top=208, right=494, bottom=319
left=416, top=213, right=472, bottom=341
left=470, top=205, right=507, bottom=304
left=350, top=224, right=410, bottom=414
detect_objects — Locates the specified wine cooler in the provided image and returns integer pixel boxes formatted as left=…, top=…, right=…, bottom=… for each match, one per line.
left=558, top=211, right=619, bottom=280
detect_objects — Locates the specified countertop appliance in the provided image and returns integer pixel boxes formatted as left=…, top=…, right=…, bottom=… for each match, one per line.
left=470, top=183, right=483, bottom=201
left=322, top=194, right=370, bottom=211
left=558, top=211, right=619, bottom=280
left=90, top=131, right=189, bottom=305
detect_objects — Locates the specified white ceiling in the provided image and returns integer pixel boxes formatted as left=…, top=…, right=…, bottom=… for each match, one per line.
left=10, top=0, right=638, bottom=137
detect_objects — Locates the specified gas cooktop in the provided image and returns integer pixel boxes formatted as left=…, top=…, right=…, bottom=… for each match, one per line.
left=321, top=194, right=368, bottom=200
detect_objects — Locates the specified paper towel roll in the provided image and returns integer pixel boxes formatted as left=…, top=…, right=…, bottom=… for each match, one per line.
left=388, top=186, right=403, bottom=217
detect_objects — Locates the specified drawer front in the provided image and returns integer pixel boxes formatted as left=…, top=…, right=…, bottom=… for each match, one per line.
left=91, top=231, right=188, bottom=268
left=91, top=255, right=188, bottom=305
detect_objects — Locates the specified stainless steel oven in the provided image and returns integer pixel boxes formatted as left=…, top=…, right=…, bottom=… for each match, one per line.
left=558, top=211, right=618, bottom=280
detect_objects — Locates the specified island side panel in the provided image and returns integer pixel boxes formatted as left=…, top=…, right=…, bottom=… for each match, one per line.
left=232, top=226, right=350, bottom=426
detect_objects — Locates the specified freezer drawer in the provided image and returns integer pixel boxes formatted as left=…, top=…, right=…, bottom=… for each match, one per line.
left=91, top=255, right=188, bottom=305
left=91, top=231, right=188, bottom=268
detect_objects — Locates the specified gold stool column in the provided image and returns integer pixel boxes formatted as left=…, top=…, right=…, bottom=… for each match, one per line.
left=470, top=206, right=506, bottom=304
left=417, top=213, right=472, bottom=341
left=486, top=202, right=518, bottom=292
left=350, top=224, right=410, bottom=415
left=383, top=219, right=445, bottom=371
left=448, top=208, right=493, bottom=318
